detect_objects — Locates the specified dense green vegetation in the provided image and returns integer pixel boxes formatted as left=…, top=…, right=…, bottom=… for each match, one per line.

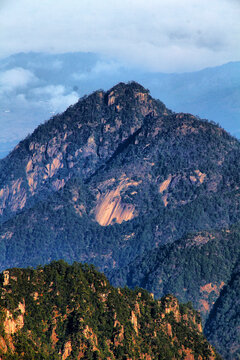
left=0, top=82, right=239, bottom=358
left=0, top=82, right=168, bottom=224
left=0, top=261, right=221, bottom=359
left=109, top=224, right=240, bottom=308
left=205, top=260, right=240, bottom=360
left=109, top=223, right=240, bottom=359
left=0, top=84, right=239, bottom=273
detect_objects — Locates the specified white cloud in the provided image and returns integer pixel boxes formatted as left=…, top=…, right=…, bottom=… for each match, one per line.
left=0, top=79, right=78, bottom=148
left=0, top=68, right=36, bottom=92
left=48, top=92, right=78, bottom=112
left=32, top=85, right=66, bottom=97
left=32, top=85, right=78, bottom=112
left=0, top=0, right=239, bottom=72
left=72, top=60, right=122, bottom=80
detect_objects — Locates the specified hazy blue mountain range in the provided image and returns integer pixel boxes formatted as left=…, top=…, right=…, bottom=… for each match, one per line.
left=0, top=52, right=239, bottom=158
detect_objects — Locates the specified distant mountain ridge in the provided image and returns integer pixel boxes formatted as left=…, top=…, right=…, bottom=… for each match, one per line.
left=0, top=82, right=239, bottom=358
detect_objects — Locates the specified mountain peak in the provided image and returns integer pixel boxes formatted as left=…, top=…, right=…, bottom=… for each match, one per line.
left=0, top=81, right=169, bottom=224
left=83, top=81, right=153, bottom=110
left=108, top=81, right=149, bottom=94
left=72, top=81, right=162, bottom=117
left=0, top=81, right=239, bottom=358
left=105, top=81, right=151, bottom=106
left=0, top=81, right=238, bottom=229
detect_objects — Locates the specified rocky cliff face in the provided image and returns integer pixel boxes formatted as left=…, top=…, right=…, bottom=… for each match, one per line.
left=0, top=261, right=221, bottom=360
left=0, top=82, right=169, bottom=223
left=0, top=82, right=239, bottom=358
left=0, top=83, right=239, bottom=274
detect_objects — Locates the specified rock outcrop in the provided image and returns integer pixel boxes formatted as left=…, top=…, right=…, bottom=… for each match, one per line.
left=0, top=261, right=221, bottom=360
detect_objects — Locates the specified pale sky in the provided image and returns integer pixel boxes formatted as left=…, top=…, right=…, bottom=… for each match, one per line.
left=0, top=0, right=239, bottom=158
left=1, top=0, right=240, bottom=72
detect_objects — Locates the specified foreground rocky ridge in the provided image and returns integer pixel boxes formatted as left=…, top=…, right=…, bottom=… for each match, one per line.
left=0, top=261, right=221, bottom=360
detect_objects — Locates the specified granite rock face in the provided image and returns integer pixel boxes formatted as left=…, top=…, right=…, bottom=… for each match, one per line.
left=0, top=82, right=239, bottom=358
left=0, top=82, right=168, bottom=223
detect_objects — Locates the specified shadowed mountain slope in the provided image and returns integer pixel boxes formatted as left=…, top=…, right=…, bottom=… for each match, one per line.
left=0, top=82, right=239, bottom=358
left=0, top=82, right=168, bottom=224
left=0, top=82, right=239, bottom=273
left=205, top=259, right=240, bottom=360
left=109, top=223, right=240, bottom=359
